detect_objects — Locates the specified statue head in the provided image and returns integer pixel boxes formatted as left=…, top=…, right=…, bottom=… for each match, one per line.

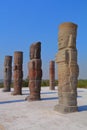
left=30, top=42, right=41, bottom=59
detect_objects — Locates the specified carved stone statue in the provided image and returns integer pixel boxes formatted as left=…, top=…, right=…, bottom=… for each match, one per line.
left=12, top=51, right=23, bottom=95
left=3, top=56, right=12, bottom=92
left=26, top=42, right=42, bottom=101
left=49, top=61, right=55, bottom=90
left=55, top=22, right=79, bottom=113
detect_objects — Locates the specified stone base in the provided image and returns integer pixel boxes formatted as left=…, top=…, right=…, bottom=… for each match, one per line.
left=11, top=91, right=22, bottom=95
left=25, top=96, right=41, bottom=101
left=54, top=104, right=78, bottom=114
left=50, top=86, right=55, bottom=90
left=3, top=89, right=10, bottom=92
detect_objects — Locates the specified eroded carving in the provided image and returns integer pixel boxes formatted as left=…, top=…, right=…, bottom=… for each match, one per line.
left=26, top=42, right=42, bottom=101
left=12, top=51, right=23, bottom=95
left=3, top=56, right=12, bottom=92
left=49, top=61, right=55, bottom=90
left=55, top=22, right=79, bottom=113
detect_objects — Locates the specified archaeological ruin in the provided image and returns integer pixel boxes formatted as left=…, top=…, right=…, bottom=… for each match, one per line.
left=12, top=51, right=23, bottom=95
left=1, top=21, right=80, bottom=114
left=49, top=61, right=55, bottom=90
left=26, top=41, right=42, bottom=101
left=54, top=22, right=79, bottom=113
left=3, top=56, right=12, bottom=92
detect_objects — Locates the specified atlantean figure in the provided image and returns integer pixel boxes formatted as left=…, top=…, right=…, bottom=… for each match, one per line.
left=12, top=51, right=23, bottom=95
left=3, top=56, right=12, bottom=92
left=49, top=61, right=55, bottom=90
left=26, top=42, right=42, bottom=101
left=55, top=22, right=79, bottom=113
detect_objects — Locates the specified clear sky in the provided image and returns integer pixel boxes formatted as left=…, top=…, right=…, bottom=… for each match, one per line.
left=0, top=0, right=87, bottom=79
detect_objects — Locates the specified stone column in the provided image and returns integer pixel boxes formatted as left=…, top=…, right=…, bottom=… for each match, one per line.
left=26, top=42, right=42, bottom=101
left=49, top=61, right=55, bottom=90
left=3, top=56, right=12, bottom=92
left=55, top=22, right=79, bottom=113
left=12, top=51, right=23, bottom=95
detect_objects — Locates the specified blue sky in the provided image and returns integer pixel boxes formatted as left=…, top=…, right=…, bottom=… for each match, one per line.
left=0, top=0, right=87, bottom=79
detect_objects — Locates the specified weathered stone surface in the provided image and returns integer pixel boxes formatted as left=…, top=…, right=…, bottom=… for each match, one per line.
left=12, top=51, right=23, bottom=95
left=55, top=22, right=79, bottom=113
left=30, top=42, right=41, bottom=59
left=54, top=104, right=78, bottom=114
left=49, top=61, right=55, bottom=90
left=26, top=42, right=42, bottom=101
left=28, top=59, right=42, bottom=80
left=3, top=56, right=12, bottom=92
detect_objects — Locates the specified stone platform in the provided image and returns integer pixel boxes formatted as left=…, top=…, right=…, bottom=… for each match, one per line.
left=0, top=87, right=87, bottom=130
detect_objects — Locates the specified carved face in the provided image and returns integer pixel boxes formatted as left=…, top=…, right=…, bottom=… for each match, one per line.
left=58, top=33, right=69, bottom=49
left=58, top=32, right=76, bottom=50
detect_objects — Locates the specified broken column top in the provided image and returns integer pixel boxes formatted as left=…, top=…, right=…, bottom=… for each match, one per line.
left=14, top=51, right=23, bottom=64
left=50, top=61, right=55, bottom=68
left=4, top=56, right=12, bottom=66
left=58, top=22, right=78, bottom=50
left=30, top=41, right=41, bottom=59
left=5, top=56, right=12, bottom=61
left=59, top=22, right=77, bottom=30
left=14, top=51, right=23, bottom=55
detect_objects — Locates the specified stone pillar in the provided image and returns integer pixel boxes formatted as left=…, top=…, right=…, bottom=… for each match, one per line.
left=55, top=22, right=79, bottom=113
left=12, top=51, right=23, bottom=95
left=3, top=56, right=12, bottom=92
left=26, top=42, right=42, bottom=101
left=49, top=61, right=55, bottom=90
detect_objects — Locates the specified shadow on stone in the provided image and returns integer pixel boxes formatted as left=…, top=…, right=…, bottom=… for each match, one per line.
left=41, top=91, right=57, bottom=95
left=77, top=96, right=82, bottom=98
left=41, top=97, right=58, bottom=101
left=22, top=93, right=29, bottom=95
left=77, top=90, right=84, bottom=92
left=22, top=90, right=29, bottom=92
left=78, top=105, right=87, bottom=112
left=0, top=99, right=25, bottom=104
